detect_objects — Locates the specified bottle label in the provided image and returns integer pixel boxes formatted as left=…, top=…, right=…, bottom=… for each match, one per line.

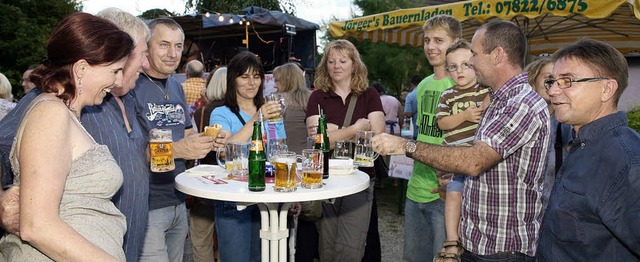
left=250, top=140, right=264, bottom=152
left=315, top=135, right=323, bottom=144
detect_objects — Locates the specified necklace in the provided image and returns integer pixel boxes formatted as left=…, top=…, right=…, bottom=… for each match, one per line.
left=142, top=72, right=169, bottom=100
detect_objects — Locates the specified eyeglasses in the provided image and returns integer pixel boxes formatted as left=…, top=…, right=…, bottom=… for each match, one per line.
left=543, top=77, right=609, bottom=90
left=445, top=63, right=472, bottom=72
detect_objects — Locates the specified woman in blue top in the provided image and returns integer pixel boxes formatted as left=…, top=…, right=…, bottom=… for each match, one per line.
left=209, top=51, right=281, bottom=262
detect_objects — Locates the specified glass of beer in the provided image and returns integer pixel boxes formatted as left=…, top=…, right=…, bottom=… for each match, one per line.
left=354, top=131, right=379, bottom=167
left=306, top=135, right=317, bottom=150
left=273, top=151, right=298, bottom=192
left=301, top=149, right=323, bottom=189
left=215, top=142, right=236, bottom=171
left=149, top=129, right=175, bottom=172
left=334, top=140, right=353, bottom=159
left=232, top=142, right=250, bottom=179
left=265, top=93, right=286, bottom=123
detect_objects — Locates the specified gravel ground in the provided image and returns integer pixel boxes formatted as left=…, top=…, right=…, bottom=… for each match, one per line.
left=183, top=178, right=407, bottom=261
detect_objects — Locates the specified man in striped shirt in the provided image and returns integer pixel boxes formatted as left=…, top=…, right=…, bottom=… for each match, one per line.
left=372, top=20, right=549, bottom=261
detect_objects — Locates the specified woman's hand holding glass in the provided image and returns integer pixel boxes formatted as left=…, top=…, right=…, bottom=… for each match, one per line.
left=259, top=101, right=282, bottom=121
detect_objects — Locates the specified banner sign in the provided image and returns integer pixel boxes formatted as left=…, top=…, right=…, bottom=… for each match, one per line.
left=330, top=0, right=636, bottom=37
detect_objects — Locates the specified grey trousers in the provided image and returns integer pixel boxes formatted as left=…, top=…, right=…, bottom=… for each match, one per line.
left=318, top=181, right=375, bottom=262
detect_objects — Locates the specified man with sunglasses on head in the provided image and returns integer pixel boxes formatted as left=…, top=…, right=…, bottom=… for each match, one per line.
left=536, top=39, right=640, bottom=261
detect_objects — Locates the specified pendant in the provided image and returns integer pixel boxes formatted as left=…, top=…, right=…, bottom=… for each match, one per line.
left=164, top=94, right=169, bottom=100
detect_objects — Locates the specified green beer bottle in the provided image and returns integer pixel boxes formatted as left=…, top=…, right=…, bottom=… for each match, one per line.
left=249, top=121, right=266, bottom=191
left=315, top=114, right=331, bottom=179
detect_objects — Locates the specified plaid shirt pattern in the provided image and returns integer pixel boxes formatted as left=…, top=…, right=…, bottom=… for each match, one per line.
left=460, top=72, right=550, bottom=256
left=182, top=77, right=205, bottom=106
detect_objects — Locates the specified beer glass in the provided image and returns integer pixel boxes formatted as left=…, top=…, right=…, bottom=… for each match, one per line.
left=149, top=129, right=175, bottom=172
left=273, top=151, right=298, bottom=192
left=215, top=143, right=236, bottom=171
left=306, top=135, right=317, bottom=150
left=301, top=149, right=323, bottom=189
left=333, top=140, right=353, bottom=159
left=354, top=131, right=379, bottom=167
left=233, top=142, right=250, bottom=179
left=265, top=93, right=286, bottom=123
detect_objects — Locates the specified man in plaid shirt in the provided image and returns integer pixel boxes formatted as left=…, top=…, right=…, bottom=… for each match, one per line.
left=372, top=20, right=549, bottom=261
left=182, top=60, right=205, bottom=114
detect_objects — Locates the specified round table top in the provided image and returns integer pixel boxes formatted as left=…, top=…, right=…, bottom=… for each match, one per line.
left=175, top=164, right=370, bottom=203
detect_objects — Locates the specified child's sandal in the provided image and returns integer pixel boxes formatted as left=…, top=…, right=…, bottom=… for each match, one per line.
left=433, top=240, right=463, bottom=262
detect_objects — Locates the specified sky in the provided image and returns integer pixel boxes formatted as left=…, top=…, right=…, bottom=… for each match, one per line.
left=81, top=0, right=361, bottom=28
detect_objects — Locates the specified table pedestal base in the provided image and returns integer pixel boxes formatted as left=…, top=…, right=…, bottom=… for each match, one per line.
left=257, top=202, right=291, bottom=262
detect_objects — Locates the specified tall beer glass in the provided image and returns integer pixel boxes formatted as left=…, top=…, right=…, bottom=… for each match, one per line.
left=301, top=149, right=323, bottom=189
left=149, top=129, right=175, bottom=172
left=354, top=131, right=379, bottom=167
left=273, top=151, right=298, bottom=192
left=265, top=93, right=286, bottom=123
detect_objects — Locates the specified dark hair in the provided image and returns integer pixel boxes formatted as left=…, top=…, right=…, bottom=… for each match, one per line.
left=551, top=38, right=628, bottom=106
left=30, top=12, right=133, bottom=106
left=225, top=51, right=265, bottom=114
left=372, top=82, right=385, bottom=95
left=410, top=75, right=422, bottom=86
left=479, top=20, right=527, bottom=69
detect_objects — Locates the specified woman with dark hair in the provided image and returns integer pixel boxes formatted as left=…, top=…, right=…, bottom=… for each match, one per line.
left=0, top=12, right=133, bottom=261
left=209, top=51, right=282, bottom=262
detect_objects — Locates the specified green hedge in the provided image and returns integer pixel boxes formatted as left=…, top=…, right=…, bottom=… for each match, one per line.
left=628, top=105, right=640, bottom=133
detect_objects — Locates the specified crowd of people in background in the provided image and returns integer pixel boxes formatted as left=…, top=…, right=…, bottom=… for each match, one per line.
left=0, top=7, right=637, bottom=262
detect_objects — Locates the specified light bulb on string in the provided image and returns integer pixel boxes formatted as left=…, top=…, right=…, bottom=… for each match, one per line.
left=205, top=12, right=210, bottom=17
left=218, top=15, right=224, bottom=22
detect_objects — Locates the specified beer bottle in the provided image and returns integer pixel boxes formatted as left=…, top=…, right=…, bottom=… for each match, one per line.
left=249, top=121, right=266, bottom=191
left=315, top=114, right=331, bottom=179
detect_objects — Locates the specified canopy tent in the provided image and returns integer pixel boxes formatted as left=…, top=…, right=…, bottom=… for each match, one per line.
left=173, top=6, right=320, bottom=72
left=329, top=0, right=640, bottom=55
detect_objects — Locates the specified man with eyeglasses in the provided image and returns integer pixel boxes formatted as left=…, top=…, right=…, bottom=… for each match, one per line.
left=536, top=39, right=640, bottom=261
left=372, top=20, right=550, bottom=261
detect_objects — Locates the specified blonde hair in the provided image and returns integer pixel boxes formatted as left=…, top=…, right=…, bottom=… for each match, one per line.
left=273, top=63, right=310, bottom=111
left=314, top=40, right=368, bottom=95
left=422, top=15, right=462, bottom=40
left=0, top=73, right=11, bottom=99
left=97, top=7, right=150, bottom=42
left=205, top=67, right=227, bottom=102
left=524, top=57, right=552, bottom=88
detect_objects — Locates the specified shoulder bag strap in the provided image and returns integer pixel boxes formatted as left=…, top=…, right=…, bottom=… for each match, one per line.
left=342, top=94, right=358, bottom=128
left=233, top=109, right=247, bottom=126
left=197, top=107, right=205, bottom=133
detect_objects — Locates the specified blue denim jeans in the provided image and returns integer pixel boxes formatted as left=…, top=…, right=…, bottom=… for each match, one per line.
left=403, top=198, right=445, bottom=262
left=461, top=249, right=534, bottom=262
left=213, top=201, right=261, bottom=262
left=139, top=203, right=189, bottom=262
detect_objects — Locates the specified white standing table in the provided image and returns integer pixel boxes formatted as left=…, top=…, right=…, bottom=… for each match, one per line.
left=175, top=165, right=370, bottom=262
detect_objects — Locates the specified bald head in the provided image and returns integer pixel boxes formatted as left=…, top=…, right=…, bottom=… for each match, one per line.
left=185, top=60, right=204, bottom=78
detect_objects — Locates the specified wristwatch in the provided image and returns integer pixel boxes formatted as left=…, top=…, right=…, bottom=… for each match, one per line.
left=404, top=140, right=417, bottom=157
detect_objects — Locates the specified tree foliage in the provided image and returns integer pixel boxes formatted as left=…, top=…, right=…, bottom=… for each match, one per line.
left=139, top=8, right=177, bottom=19
left=628, top=105, right=640, bottom=133
left=340, top=0, right=433, bottom=96
left=0, top=0, right=80, bottom=98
